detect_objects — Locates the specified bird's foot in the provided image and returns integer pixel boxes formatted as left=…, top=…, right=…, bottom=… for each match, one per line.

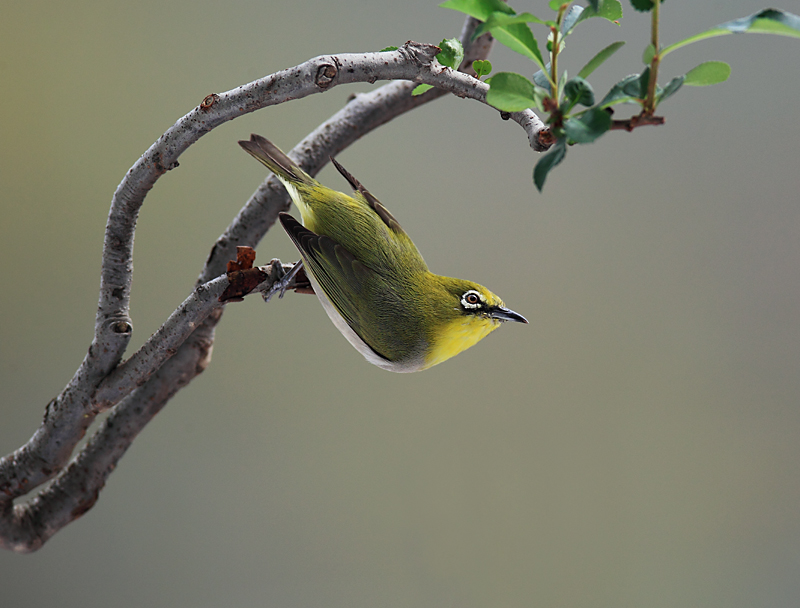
left=262, top=259, right=305, bottom=303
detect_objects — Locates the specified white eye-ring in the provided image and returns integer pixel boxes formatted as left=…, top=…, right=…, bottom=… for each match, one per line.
left=461, top=290, right=484, bottom=309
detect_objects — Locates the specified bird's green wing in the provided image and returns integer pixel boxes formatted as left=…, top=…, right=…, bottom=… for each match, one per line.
left=280, top=212, right=428, bottom=364
left=329, top=157, right=406, bottom=236
left=279, top=212, right=387, bottom=354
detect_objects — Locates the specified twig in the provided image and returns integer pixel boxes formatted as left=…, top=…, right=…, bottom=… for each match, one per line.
left=610, top=114, right=666, bottom=131
left=644, top=0, right=661, bottom=114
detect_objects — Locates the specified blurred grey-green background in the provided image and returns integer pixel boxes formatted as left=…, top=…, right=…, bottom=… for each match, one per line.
left=2, top=1, right=799, bottom=606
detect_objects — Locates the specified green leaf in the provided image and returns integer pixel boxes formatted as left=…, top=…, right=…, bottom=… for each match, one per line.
left=548, top=0, right=563, bottom=10
left=683, top=61, right=731, bottom=86
left=411, top=39, right=464, bottom=96
left=634, top=68, right=650, bottom=99
left=533, top=66, right=551, bottom=91
left=439, top=0, right=514, bottom=21
left=485, top=72, right=538, bottom=111
left=630, top=0, right=662, bottom=11
left=472, top=59, right=493, bottom=78
left=474, top=12, right=552, bottom=38
left=491, top=22, right=546, bottom=70
left=598, top=73, right=644, bottom=107
left=533, top=139, right=567, bottom=192
left=562, top=6, right=584, bottom=35
left=563, top=107, right=612, bottom=143
left=656, top=75, right=683, bottom=104
left=627, top=66, right=649, bottom=98
left=411, top=84, right=434, bottom=96
left=739, top=10, right=800, bottom=36
left=642, top=43, right=655, bottom=64
left=662, top=9, right=800, bottom=57
left=474, top=12, right=547, bottom=70
left=557, top=69, right=567, bottom=105
left=379, top=46, right=399, bottom=52
left=564, top=77, right=595, bottom=107
left=575, top=0, right=623, bottom=27
left=437, top=38, right=465, bottom=70
left=577, top=41, right=625, bottom=79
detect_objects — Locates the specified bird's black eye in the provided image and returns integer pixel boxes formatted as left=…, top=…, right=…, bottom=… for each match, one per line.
left=461, top=290, right=484, bottom=310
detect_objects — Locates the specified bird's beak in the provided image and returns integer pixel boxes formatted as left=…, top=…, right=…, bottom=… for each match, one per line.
left=491, top=306, right=528, bottom=324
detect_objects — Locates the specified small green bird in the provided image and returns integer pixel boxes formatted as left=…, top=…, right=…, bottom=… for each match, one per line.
left=239, top=134, right=527, bottom=372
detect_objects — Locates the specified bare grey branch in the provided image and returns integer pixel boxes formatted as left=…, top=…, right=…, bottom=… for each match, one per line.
left=91, top=276, right=228, bottom=410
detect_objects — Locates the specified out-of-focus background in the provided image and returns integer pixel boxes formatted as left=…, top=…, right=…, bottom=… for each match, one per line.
left=2, top=1, right=799, bottom=606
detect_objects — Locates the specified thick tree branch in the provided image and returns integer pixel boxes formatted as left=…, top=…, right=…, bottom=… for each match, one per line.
left=91, top=277, right=230, bottom=410
left=1, top=15, right=543, bottom=552
left=0, top=261, right=308, bottom=552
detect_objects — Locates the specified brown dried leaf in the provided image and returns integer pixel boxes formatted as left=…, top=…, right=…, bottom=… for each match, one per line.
left=219, top=247, right=267, bottom=302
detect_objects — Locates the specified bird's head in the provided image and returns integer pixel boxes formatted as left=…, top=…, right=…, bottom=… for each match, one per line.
left=448, top=280, right=528, bottom=325
left=421, top=276, right=527, bottom=369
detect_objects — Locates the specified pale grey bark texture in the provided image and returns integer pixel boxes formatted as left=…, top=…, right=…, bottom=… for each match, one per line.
left=0, top=16, right=546, bottom=553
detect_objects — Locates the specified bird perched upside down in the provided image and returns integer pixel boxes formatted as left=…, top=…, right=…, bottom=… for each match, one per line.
left=239, top=134, right=527, bottom=372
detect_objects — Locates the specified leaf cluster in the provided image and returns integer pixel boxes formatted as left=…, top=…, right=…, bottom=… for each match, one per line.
left=440, top=0, right=800, bottom=190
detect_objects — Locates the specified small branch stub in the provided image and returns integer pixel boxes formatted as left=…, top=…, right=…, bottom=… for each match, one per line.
left=200, top=93, right=219, bottom=111
left=536, top=129, right=556, bottom=148
left=111, top=321, right=132, bottom=334
left=315, top=64, right=338, bottom=89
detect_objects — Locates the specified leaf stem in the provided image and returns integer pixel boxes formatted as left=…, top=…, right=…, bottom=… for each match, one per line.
left=644, top=0, right=661, bottom=114
left=550, top=27, right=559, bottom=105
left=550, top=4, right=569, bottom=108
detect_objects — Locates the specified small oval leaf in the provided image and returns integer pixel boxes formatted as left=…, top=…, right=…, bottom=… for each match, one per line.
left=642, top=43, right=655, bottom=65
left=533, top=139, right=567, bottom=192
left=472, top=59, right=493, bottom=79
left=437, top=38, right=465, bottom=70
left=412, top=84, right=434, bottom=96
left=574, top=0, right=623, bottom=28
left=439, top=0, right=514, bottom=21
left=578, top=41, right=625, bottom=79
left=563, top=108, right=612, bottom=143
left=684, top=61, right=731, bottom=86
left=657, top=75, right=685, bottom=104
left=564, top=77, right=595, bottom=107
left=662, top=9, right=800, bottom=57
left=486, top=72, right=538, bottom=112
left=598, top=73, right=644, bottom=107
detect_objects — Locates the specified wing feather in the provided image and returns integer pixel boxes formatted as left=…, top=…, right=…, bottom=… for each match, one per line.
left=330, top=157, right=405, bottom=235
left=279, top=212, right=386, bottom=355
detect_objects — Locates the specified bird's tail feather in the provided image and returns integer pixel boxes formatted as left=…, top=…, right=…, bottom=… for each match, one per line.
left=238, top=134, right=314, bottom=186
